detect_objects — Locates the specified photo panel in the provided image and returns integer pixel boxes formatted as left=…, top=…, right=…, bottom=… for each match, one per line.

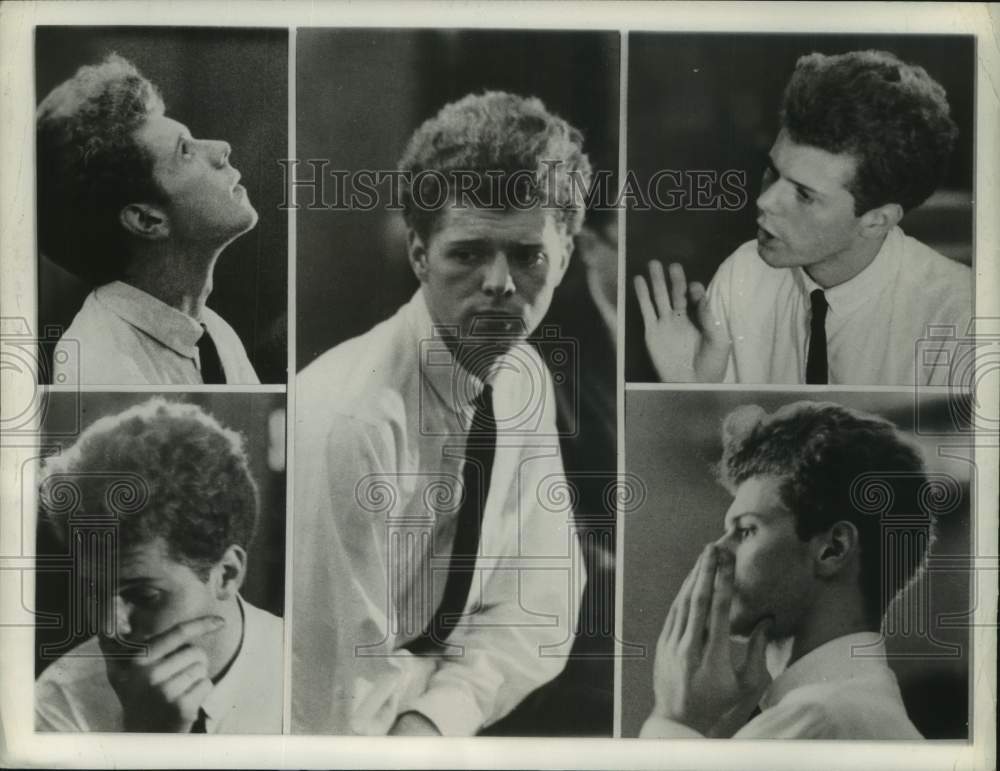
left=624, top=33, right=975, bottom=387
left=293, top=28, right=620, bottom=737
left=34, top=391, right=287, bottom=733
left=35, top=27, right=289, bottom=385
left=621, top=388, right=973, bottom=740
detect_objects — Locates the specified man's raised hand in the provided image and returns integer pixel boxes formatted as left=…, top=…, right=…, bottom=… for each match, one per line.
left=650, top=545, right=771, bottom=737
left=634, top=261, right=730, bottom=383
left=100, top=615, right=224, bottom=732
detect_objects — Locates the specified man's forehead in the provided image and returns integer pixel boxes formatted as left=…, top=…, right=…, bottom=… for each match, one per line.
left=432, top=204, right=561, bottom=243
left=133, top=113, right=188, bottom=154
left=724, top=475, right=792, bottom=526
left=770, top=128, right=857, bottom=196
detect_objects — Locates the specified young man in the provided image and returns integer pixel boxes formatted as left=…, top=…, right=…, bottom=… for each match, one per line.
left=642, top=401, right=931, bottom=739
left=635, top=50, right=971, bottom=386
left=36, top=55, right=259, bottom=385
left=293, top=92, right=589, bottom=736
left=35, top=399, right=282, bottom=733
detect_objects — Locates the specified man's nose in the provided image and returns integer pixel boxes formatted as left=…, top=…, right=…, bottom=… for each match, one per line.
left=756, top=176, right=782, bottom=216
left=208, top=139, right=231, bottom=168
left=113, top=596, right=133, bottom=638
left=482, top=253, right=515, bottom=298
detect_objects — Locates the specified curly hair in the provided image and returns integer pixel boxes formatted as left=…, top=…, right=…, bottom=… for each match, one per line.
left=36, top=54, right=166, bottom=284
left=398, top=91, right=592, bottom=241
left=718, top=401, right=933, bottom=627
left=39, top=398, right=259, bottom=580
left=780, top=50, right=958, bottom=214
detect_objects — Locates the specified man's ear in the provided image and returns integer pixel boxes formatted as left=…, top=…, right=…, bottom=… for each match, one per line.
left=858, top=202, right=903, bottom=240
left=407, top=229, right=429, bottom=282
left=212, top=545, right=248, bottom=601
left=119, top=203, right=169, bottom=240
left=813, top=520, right=860, bottom=578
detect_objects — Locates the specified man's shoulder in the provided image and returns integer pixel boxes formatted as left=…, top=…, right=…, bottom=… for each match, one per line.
left=774, top=673, right=921, bottom=739
left=35, top=636, right=119, bottom=731
left=897, top=231, right=972, bottom=287
left=298, top=305, right=419, bottom=414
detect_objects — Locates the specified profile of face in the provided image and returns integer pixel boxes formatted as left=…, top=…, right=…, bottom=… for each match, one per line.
left=106, top=537, right=236, bottom=654
left=408, top=204, right=572, bottom=362
left=755, top=128, right=867, bottom=275
left=130, top=114, right=258, bottom=247
left=715, top=475, right=817, bottom=639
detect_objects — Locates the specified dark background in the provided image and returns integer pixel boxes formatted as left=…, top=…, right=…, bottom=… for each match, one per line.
left=296, top=28, right=620, bottom=369
left=35, top=27, right=288, bottom=384
left=35, top=392, right=287, bottom=676
left=621, top=390, right=972, bottom=739
left=625, top=34, right=976, bottom=381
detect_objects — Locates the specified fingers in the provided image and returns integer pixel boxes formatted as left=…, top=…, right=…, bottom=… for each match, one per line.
left=681, top=545, right=717, bottom=652
left=143, top=616, right=225, bottom=663
left=706, top=549, right=735, bottom=658
left=158, top=659, right=210, bottom=703
left=649, top=260, right=672, bottom=317
left=146, top=644, right=209, bottom=687
left=175, top=677, right=214, bottom=724
left=667, top=263, right=688, bottom=315
left=671, top=547, right=707, bottom=645
left=634, top=275, right=657, bottom=328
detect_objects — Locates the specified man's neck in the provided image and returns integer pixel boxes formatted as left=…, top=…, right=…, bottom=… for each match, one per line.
left=804, top=231, right=887, bottom=289
left=123, top=244, right=222, bottom=320
left=787, top=598, right=874, bottom=665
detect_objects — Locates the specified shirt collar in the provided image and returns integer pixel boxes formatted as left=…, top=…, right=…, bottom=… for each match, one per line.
left=200, top=596, right=249, bottom=725
left=794, top=226, right=902, bottom=315
left=407, top=289, right=492, bottom=419
left=94, top=281, right=203, bottom=359
left=761, top=631, right=891, bottom=710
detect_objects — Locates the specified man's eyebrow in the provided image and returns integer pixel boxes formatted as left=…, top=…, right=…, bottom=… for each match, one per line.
left=767, top=154, right=821, bottom=197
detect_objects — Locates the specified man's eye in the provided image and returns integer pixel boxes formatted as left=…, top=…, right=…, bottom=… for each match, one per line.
left=795, top=187, right=814, bottom=204
left=451, top=250, right=480, bottom=263
left=737, top=526, right=755, bottom=541
left=121, top=589, right=163, bottom=607
left=516, top=249, right=546, bottom=267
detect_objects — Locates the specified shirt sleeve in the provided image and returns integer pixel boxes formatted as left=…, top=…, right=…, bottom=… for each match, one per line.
left=291, top=412, right=435, bottom=735
left=34, top=680, right=84, bottom=732
left=404, top=365, right=583, bottom=735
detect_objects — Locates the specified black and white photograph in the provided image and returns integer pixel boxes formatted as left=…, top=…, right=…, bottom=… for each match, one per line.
left=33, top=392, right=287, bottom=733
left=293, top=28, right=619, bottom=737
left=35, top=27, right=289, bottom=385
left=621, top=389, right=972, bottom=740
left=625, top=34, right=975, bottom=386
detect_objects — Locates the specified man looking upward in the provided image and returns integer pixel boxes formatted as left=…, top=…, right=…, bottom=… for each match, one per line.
left=37, top=55, right=259, bottom=385
left=635, top=50, right=970, bottom=386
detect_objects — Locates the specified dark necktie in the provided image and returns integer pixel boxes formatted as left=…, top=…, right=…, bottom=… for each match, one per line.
left=406, top=385, right=496, bottom=653
left=197, top=324, right=226, bottom=385
left=805, top=289, right=828, bottom=385
left=189, top=707, right=208, bottom=733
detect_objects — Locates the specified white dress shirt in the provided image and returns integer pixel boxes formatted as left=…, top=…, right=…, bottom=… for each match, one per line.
left=35, top=597, right=284, bottom=733
left=640, top=632, right=922, bottom=740
left=707, top=227, right=972, bottom=385
left=292, top=289, right=582, bottom=737
left=52, top=281, right=260, bottom=385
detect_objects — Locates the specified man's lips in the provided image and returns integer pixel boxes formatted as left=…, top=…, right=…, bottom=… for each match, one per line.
left=757, top=221, right=779, bottom=243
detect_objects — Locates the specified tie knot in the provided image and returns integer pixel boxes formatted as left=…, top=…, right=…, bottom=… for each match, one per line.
left=810, top=289, right=828, bottom=314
